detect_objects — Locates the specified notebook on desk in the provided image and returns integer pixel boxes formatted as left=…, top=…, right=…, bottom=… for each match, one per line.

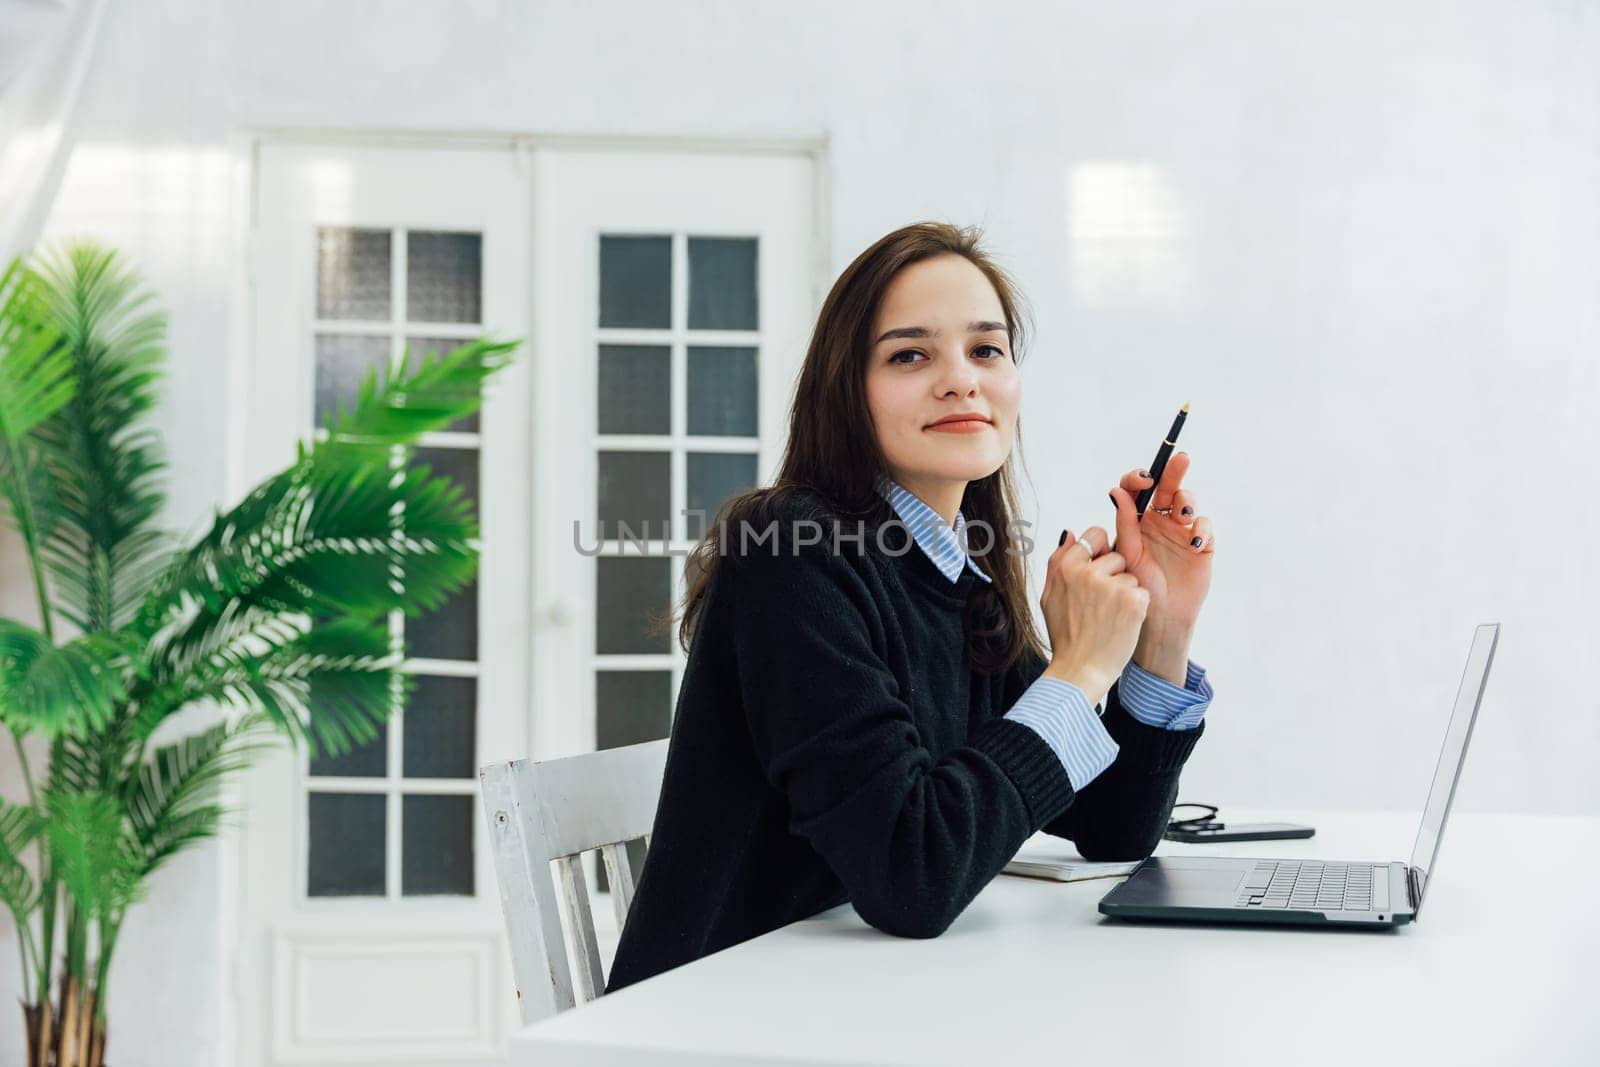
left=1002, top=839, right=1142, bottom=883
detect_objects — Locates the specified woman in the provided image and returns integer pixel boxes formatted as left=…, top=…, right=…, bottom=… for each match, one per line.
left=605, top=221, right=1216, bottom=993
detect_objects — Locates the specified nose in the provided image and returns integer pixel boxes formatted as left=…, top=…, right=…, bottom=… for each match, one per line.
left=933, top=347, right=980, bottom=397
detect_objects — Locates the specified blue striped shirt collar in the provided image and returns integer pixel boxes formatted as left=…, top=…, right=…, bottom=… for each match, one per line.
left=873, top=475, right=993, bottom=585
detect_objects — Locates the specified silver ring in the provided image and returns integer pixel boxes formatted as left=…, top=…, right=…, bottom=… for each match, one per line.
left=1075, top=539, right=1097, bottom=560
left=1151, top=505, right=1174, bottom=516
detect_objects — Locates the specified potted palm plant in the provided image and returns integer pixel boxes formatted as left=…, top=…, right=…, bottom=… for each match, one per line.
left=0, top=240, right=519, bottom=1067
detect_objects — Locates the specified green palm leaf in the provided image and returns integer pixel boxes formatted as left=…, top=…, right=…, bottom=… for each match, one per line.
left=0, top=800, right=42, bottom=920
left=327, top=336, right=519, bottom=442
left=0, top=257, right=72, bottom=636
left=0, top=258, right=72, bottom=443
left=133, top=339, right=516, bottom=643
left=30, top=241, right=174, bottom=634
left=141, top=600, right=301, bottom=698
left=0, top=432, right=67, bottom=561
left=123, top=336, right=515, bottom=748
left=125, top=712, right=275, bottom=875
left=137, top=443, right=479, bottom=646
left=248, top=447, right=480, bottom=616
left=0, top=621, right=137, bottom=735
left=46, top=729, right=128, bottom=797
left=131, top=612, right=401, bottom=758
left=45, top=792, right=144, bottom=920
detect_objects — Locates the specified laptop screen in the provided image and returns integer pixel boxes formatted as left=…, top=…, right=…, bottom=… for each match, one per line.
left=1408, top=623, right=1499, bottom=911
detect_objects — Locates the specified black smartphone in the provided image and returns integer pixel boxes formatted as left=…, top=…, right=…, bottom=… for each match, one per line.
left=1163, top=822, right=1315, bottom=843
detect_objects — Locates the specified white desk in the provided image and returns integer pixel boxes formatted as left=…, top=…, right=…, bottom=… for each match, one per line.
left=508, top=810, right=1599, bottom=1067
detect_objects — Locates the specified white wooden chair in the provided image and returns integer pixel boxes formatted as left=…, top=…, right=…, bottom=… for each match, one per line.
left=479, top=739, right=669, bottom=1024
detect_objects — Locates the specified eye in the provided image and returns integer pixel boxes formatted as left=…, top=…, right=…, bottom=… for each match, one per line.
left=889, top=345, right=1006, bottom=365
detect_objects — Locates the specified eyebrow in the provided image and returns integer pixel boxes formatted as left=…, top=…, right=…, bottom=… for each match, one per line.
left=874, top=321, right=1008, bottom=345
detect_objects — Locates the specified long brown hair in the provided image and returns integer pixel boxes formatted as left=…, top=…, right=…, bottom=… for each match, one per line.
left=661, top=220, right=1047, bottom=676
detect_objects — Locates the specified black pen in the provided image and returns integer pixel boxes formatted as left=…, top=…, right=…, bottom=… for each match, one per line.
left=1133, top=402, right=1189, bottom=519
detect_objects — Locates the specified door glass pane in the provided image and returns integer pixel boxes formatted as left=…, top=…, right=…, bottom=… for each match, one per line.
left=597, top=451, right=670, bottom=539
left=596, top=670, right=672, bottom=748
left=687, top=345, right=758, bottom=437
left=402, top=675, right=477, bottom=779
left=687, top=452, right=758, bottom=522
left=317, top=227, right=392, bottom=320
left=593, top=670, right=671, bottom=893
left=599, top=235, right=671, bottom=328
left=687, top=236, right=757, bottom=330
left=406, top=230, right=482, bottom=324
left=401, top=794, right=475, bottom=896
left=598, top=344, right=670, bottom=435
left=307, top=793, right=386, bottom=896
left=404, top=446, right=480, bottom=659
left=406, top=579, right=478, bottom=661
left=315, top=334, right=393, bottom=428
left=596, top=556, right=671, bottom=654
left=406, top=336, right=480, bottom=432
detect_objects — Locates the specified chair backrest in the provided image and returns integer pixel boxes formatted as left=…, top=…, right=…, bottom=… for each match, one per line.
left=479, top=739, right=669, bottom=1025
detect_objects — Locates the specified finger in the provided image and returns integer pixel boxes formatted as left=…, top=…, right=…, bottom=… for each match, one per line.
left=1070, top=525, right=1108, bottom=562
left=1044, top=530, right=1071, bottom=600
left=1055, top=527, right=1091, bottom=555
left=1047, top=528, right=1093, bottom=593
left=1092, top=549, right=1127, bottom=576
left=1152, top=450, right=1191, bottom=511
left=1108, top=486, right=1142, bottom=562
left=1187, top=515, right=1214, bottom=553
left=1119, top=467, right=1156, bottom=497
left=1170, top=489, right=1197, bottom=527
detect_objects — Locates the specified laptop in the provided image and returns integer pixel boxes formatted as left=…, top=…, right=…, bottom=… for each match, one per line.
left=1098, top=623, right=1499, bottom=928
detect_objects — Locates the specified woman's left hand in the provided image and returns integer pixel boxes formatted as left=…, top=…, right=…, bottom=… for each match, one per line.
left=1106, top=452, right=1214, bottom=630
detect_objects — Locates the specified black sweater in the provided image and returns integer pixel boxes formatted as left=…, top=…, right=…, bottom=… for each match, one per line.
left=605, top=491, right=1205, bottom=993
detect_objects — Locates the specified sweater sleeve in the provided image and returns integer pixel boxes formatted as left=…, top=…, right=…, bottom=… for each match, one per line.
left=1002, top=646, right=1207, bottom=861
left=729, top=544, right=1078, bottom=940
left=1002, top=675, right=1120, bottom=791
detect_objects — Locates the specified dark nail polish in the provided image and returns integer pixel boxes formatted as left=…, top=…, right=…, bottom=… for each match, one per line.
left=1108, top=492, right=1117, bottom=507
left=1139, top=469, right=1150, bottom=479
left=1058, top=530, right=1067, bottom=546
left=1190, top=536, right=1204, bottom=548
left=1182, top=506, right=1193, bottom=517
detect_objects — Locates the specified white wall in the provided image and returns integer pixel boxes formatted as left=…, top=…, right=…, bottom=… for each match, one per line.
left=2, top=1, right=1596, bottom=1063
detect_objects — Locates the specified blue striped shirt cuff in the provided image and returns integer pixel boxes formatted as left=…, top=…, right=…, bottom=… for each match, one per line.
left=1003, top=676, right=1120, bottom=792
left=1118, top=659, right=1213, bottom=731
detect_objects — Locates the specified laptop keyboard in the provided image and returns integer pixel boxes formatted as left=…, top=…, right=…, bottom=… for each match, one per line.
left=1235, top=861, right=1389, bottom=912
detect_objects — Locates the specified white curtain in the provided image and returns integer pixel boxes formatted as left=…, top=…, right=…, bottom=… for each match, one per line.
left=0, top=0, right=112, bottom=266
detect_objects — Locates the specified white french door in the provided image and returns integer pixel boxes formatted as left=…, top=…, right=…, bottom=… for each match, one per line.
left=528, top=145, right=815, bottom=774
left=235, top=140, right=532, bottom=1066
left=528, top=148, right=815, bottom=898
left=234, top=136, right=817, bottom=1065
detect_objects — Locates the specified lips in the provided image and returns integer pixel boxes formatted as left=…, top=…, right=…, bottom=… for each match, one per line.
left=926, top=415, right=991, bottom=429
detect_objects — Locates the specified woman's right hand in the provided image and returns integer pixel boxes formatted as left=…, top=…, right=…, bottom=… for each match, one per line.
left=1038, top=526, right=1150, bottom=707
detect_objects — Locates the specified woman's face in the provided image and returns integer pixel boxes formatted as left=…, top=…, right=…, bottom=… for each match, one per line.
left=864, top=254, right=1021, bottom=507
